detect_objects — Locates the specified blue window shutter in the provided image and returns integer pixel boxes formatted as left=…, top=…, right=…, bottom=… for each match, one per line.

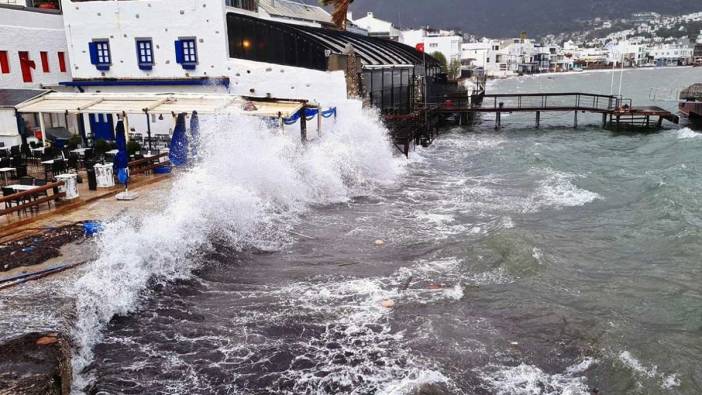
left=89, top=42, right=98, bottom=65
left=175, top=40, right=184, bottom=64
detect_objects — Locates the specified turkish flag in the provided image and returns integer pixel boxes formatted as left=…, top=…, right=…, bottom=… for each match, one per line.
left=416, top=43, right=425, bottom=53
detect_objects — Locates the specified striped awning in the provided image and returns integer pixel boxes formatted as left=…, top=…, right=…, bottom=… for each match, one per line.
left=15, top=92, right=305, bottom=118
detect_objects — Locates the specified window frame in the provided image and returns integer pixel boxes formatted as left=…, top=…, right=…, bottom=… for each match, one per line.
left=57, top=51, right=67, bottom=73
left=135, top=38, right=155, bottom=70
left=0, top=51, right=9, bottom=74
left=40, top=51, right=50, bottom=72
left=175, top=37, right=198, bottom=70
left=90, top=39, right=111, bottom=71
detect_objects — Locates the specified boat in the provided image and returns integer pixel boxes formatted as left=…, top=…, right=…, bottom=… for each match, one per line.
left=679, top=84, right=702, bottom=128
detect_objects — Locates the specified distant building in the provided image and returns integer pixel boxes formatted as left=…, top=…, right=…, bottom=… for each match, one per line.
left=401, top=28, right=463, bottom=64
left=0, top=2, right=70, bottom=90
left=351, top=12, right=400, bottom=40
left=650, top=40, right=693, bottom=66
left=0, top=1, right=71, bottom=147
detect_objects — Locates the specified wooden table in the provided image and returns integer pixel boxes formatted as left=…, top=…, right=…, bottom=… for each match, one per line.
left=6, top=184, right=36, bottom=192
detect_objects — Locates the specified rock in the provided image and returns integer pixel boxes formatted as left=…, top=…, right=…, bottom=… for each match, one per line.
left=381, top=299, right=395, bottom=308
left=374, top=239, right=385, bottom=246
left=0, top=332, right=72, bottom=395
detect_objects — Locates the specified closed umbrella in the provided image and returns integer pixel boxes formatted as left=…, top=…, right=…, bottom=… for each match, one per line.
left=190, top=111, right=200, bottom=160
left=114, top=119, right=137, bottom=200
left=169, top=113, right=188, bottom=167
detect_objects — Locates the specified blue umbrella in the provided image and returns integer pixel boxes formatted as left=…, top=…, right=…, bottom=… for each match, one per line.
left=114, top=119, right=130, bottom=187
left=169, top=113, right=188, bottom=167
left=190, top=111, right=200, bottom=160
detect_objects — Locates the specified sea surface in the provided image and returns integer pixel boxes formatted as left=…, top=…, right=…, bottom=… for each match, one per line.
left=79, top=67, right=701, bottom=394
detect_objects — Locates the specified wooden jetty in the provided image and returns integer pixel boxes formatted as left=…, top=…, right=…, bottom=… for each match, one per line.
left=431, top=92, right=679, bottom=131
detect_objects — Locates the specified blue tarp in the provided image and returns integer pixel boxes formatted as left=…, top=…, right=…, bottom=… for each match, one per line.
left=169, top=113, right=189, bottom=166
left=283, top=107, right=336, bottom=125
left=114, top=120, right=130, bottom=185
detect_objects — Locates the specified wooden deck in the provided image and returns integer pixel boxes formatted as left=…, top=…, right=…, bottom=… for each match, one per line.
left=0, top=164, right=171, bottom=239
left=430, top=92, right=679, bottom=130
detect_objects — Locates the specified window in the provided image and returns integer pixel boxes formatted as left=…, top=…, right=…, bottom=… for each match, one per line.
left=18, top=51, right=33, bottom=83
left=225, top=0, right=257, bottom=11
left=0, top=51, right=8, bottom=74
left=135, top=39, right=154, bottom=70
left=40, top=51, right=49, bottom=72
left=57, top=52, right=66, bottom=72
left=89, top=40, right=111, bottom=71
left=175, top=38, right=197, bottom=70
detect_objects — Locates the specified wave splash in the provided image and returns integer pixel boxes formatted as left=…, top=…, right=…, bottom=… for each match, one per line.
left=69, top=103, right=402, bottom=389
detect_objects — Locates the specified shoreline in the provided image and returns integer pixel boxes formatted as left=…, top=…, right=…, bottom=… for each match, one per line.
left=488, top=65, right=695, bottom=83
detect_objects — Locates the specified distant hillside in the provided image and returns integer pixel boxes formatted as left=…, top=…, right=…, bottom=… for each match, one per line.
left=305, top=0, right=702, bottom=37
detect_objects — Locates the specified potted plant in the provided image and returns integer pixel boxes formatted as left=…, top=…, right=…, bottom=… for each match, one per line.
left=67, top=134, right=82, bottom=150
left=94, top=139, right=109, bottom=157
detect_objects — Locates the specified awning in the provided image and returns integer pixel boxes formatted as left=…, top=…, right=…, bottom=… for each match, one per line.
left=15, top=92, right=305, bottom=118
left=0, top=89, right=49, bottom=109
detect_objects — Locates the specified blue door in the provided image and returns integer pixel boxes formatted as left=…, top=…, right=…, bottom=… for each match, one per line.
left=89, top=113, right=115, bottom=141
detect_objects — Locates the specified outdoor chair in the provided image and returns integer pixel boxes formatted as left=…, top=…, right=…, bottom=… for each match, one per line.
left=19, top=177, right=34, bottom=186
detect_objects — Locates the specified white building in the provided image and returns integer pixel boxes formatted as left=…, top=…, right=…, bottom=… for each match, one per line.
left=58, top=0, right=350, bottom=137
left=651, top=41, right=693, bottom=66
left=400, top=28, right=463, bottom=64
left=351, top=11, right=399, bottom=40
left=607, top=41, right=650, bottom=66
left=0, top=2, right=71, bottom=148
left=0, top=3, right=70, bottom=90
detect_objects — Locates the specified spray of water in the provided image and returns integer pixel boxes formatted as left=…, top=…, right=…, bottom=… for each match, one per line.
left=70, top=102, right=403, bottom=388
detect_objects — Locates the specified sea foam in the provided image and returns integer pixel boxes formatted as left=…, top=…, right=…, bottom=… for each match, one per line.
left=69, top=102, right=403, bottom=390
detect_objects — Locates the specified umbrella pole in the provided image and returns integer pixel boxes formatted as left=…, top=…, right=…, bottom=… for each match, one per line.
left=145, top=111, right=153, bottom=152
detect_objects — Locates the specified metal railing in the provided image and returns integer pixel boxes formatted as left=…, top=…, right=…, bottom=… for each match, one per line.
left=478, top=93, right=632, bottom=112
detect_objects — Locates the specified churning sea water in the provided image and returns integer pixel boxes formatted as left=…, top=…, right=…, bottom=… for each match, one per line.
left=78, top=68, right=701, bottom=394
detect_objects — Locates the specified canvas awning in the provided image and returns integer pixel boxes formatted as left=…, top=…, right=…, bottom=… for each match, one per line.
left=15, top=92, right=305, bottom=118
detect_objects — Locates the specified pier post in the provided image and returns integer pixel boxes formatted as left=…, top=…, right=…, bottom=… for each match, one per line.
left=616, top=115, right=621, bottom=132
left=536, top=111, right=541, bottom=128
left=496, top=102, right=503, bottom=130
left=574, top=111, right=578, bottom=129
left=657, top=117, right=663, bottom=128
left=602, top=113, right=607, bottom=128
left=299, top=109, right=307, bottom=143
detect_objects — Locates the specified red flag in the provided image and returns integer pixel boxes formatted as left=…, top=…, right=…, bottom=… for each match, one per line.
left=416, top=43, right=425, bottom=53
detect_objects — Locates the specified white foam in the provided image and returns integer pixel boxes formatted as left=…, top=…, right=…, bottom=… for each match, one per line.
left=480, top=360, right=594, bottom=395
left=674, top=127, right=701, bottom=139
left=528, top=169, right=601, bottom=211
left=618, top=351, right=681, bottom=389
left=70, top=101, right=403, bottom=389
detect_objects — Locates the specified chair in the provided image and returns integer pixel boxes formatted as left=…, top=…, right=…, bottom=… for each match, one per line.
left=32, top=179, right=51, bottom=209
left=19, top=176, right=34, bottom=186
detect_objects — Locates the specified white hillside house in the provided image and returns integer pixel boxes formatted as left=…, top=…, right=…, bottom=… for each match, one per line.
left=401, top=28, right=462, bottom=64
left=351, top=11, right=399, bottom=40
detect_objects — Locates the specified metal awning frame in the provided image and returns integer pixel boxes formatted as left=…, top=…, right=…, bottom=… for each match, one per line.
left=15, top=92, right=306, bottom=119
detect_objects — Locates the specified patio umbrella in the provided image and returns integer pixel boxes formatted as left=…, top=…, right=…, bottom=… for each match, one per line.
left=190, top=111, right=200, bottom=160
left=169, top=113, right=188, bottom=167
left=114, top=119, right=137, bottom=200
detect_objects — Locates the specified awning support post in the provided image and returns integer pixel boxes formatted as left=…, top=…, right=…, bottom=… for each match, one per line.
left=144, top=111, right=153, bottom=152
left=299, top=109, right=307, bottom=143
left=317, top=106, right=322, bottom=138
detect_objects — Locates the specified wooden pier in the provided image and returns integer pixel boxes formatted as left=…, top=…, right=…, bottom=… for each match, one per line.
left=432, top=92, right=679, bottom=131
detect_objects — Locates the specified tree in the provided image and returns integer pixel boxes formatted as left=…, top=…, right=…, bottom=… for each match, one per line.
left=448, top=58, right=462, bottom=80
left=320, top=0, right=354, bottom=30
left=431, top=51, right=448, bottom=73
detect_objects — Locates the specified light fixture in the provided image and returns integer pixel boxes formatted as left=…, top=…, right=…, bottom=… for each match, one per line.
left=158, top=114, right=164, bottom=120
left=242, top=39, right=251, bottom=49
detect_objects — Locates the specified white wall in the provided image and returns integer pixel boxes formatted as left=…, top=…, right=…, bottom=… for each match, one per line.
left=401, top=29, right=462, bottom=63
left=60, top=0, right=349, bottom=106
left=61, top=0, right=229, bottom=80
left=0, top=6, right=70, bottom=89
left=0, top=108, right=20, bottom=147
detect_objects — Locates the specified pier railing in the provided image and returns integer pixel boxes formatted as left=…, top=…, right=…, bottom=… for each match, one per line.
left=0, top=181, right=65, bottom=217
left=478, top=93, right=631, bottom=113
